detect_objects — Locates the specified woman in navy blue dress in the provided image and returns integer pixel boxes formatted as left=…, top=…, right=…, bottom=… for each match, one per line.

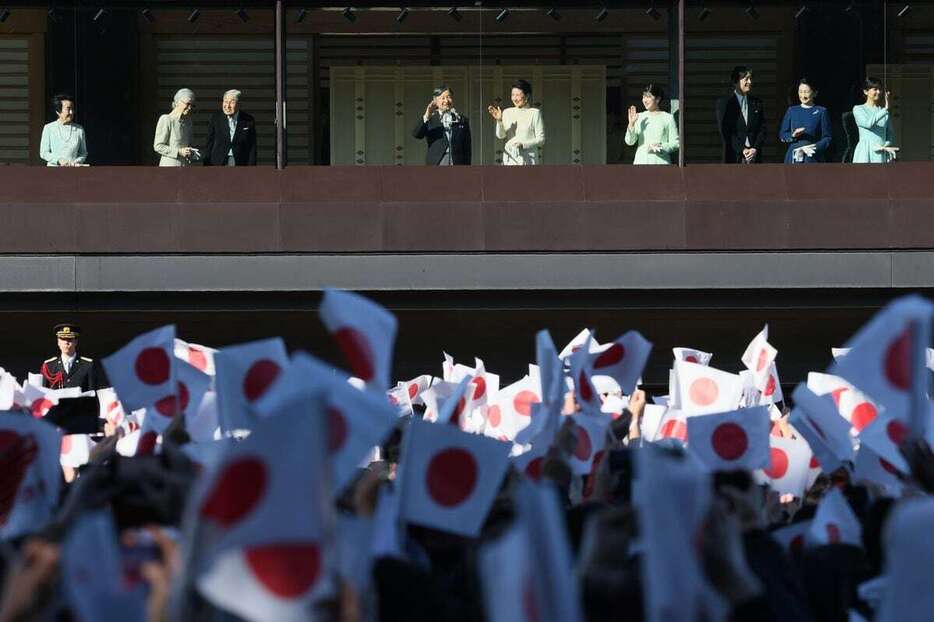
left=779, top=78, right=831, bottom=163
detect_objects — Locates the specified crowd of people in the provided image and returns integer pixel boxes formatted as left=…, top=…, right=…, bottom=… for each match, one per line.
left=0, top=291, right=931, bottom=621
left=38, top=66, right=897, bottom=168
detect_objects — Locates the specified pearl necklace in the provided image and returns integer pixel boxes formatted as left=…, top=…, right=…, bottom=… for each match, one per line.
left=57, top=122, right=75, bottom=143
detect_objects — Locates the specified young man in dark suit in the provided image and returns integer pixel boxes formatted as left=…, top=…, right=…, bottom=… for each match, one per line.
left=203, top=89, right=257, bottom=166
left=412, top=85, right=472, bottom=165
left=716, top=66, right=767, bottom=164
left=39, top=324, right=97, bottom=391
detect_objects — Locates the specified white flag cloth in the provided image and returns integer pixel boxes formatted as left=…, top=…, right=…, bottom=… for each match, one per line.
left=319, top=289, right=397, bottom=392
left=771, top=520, right=812, bottom=557
left=149, top=359, right=212, bottom=433
left=807, top=487, right=861, bottom=547
left=186, top=390, right=220, bottom=443
left=635, top=444, right=712, bottom=622
left=674, top=360, right=743, bottom=416
left=514, top=480, right=584, bottom=622
left=853, top=445, right=904, bottom=497
left=652, top=408, right=688, bottom=443
left=759, top=363, right=784, bottom=405
left=102, top=325, right=176, bottom=412
left=214, top=338, right=289, bottom=432
left=830, top=295, right=934, bottom=431
left=640, top=403, right=668, bottom=441
left=569, top=341, right=601, bottom=415
left=673, top=347, right=712, bottom=366
left=20, top=383, right=62, bottom=419
left=62, top=511, right=146, bottom=622
left=60, top=433, right=93, bottom=468
left=400, top=374, right=433, bottom=407
left=686, top=406, right=771, bottom=471
left=0, top=414, right=62, bottom=539
left=756, top=433, right=812, bottom=498
left=536, top=330, right=565, bottom=408
left=186, top=410, right=332, bottom=622
left=588, top=330, right=653, bottom=395
left=397, top=418, right=510, bottom=537
left=512, top=438, right=549, bottom=482
left=174, top=338, right=217, bottom=376
left=436, top=376, right=477, bottom=431
left=558, top=328, right=596, bottom=360
left=741, top=325, right=778, bottom=391
left=97, top=387, right=126, bottom=428
left=420, top=380, right=462, bottom=423
left=252, top=351, right=342, bottom=421
left=480, top=524, right=538, bottom=622
left=568, top=414, right=610, bottom=475
left=0, top=369, right=18, bottom=411
left=857, top=413, right=910, bottom=474
left=116, top=409, right=161, bottom=457
left=790, top=384, right=855, bottom=464
left=877, top=499, right=934, bottom=622
left=808, top=372, right=880, bottom=432
left=486, top=376, right=541, bottom=442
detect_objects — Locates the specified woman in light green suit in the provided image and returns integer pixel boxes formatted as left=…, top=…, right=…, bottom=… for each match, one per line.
left=852, top=76, right=898, bottom=163
left=625, top=83, right=679, bottom=165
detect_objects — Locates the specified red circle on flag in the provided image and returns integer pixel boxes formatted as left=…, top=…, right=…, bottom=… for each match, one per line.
left=685, top=355, right=699, bottom=363
left=245, top=543, right=321, bottom=598
left=830, top=387, right=848, bottom=407
left=573, top=426, right=592, bottom=461
left=879, top=458, right=900, bottom=475
left=711, top=422, right=748, bottom=460
left=334, top=327, right=375, bottom=382
left=154, top=381, right=191, bottom=418
left=578, top=371, right=593, bottom=403
left=31, top=398, right=53, bottom=418
left=513, top=391, right=540, bottom=417
left=764, top=447, right=789, bottom=479
left=60, top=435, right=72, bottom=455
left=137, top=431, right=158, bottom=456
left=524, top=456, right=543, bottom=481
left=200, top=457, right=267, bottom=526
left=764, top=375, right=777, bottom=397
left=660, top=418, right=687, bottom=442
left=886, top=419, right=909, bottom=446
left=487, top=405, right=502, bottom=428
left=135, top=348, right=170, bottom=386
left=594, top=343, right=625, bottom=369
left=425, top=447, right=478, bottom=507
left=756, top=348, right=769, bottom=372
left=523, top=575, right=541, bottom=622
left=188, top=348, right=208, bottom=372
left=810, top=455, right=820, bottom=469
left=689, top=378, right=719, bottom=407
left=826, top=523, right=841, bottom=543
left=243, top=359, right=281, bottom=402
left=884, top=328, right=912, bottom=391
left=851, top=402, right=877, bottom=432
left=408, top=383, right=419, bottom=399
left=327, top=408, right=347, bottom=453
left=472, top=376, right=486, bottom=400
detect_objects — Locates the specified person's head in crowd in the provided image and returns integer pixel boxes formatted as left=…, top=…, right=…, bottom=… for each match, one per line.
left=641, top=83, right=664, bottom=112
left=221, top=89, right=240, bottom=117
left=731, top=66, right=753, bottom=95
left=863, top=76, right=884, bottom=106
left=510, top=79, right=532, bottom=109
left=797, top=78, right=818, bottom=106
left=54, top=323, right=79, bottom=358
left=170, top=88, right=196, bottom=119
left=52, top=93, right=75, bottom=125
left=432, top=85, right=453, bottom=113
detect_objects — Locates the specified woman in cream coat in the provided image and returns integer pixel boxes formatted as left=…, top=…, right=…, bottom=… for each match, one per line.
left=487, top=79, right=545, bottom=165
left=154, top=88, right=200, bottom=166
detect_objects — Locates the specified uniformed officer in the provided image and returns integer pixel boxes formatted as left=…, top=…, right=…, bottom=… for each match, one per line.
left=40, top=323, right=96, bottom=391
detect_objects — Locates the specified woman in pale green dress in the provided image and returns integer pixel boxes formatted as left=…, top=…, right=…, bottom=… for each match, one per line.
left=625, top=84, right=679, bottom=165
left=852, top=76, right=898, bottom=164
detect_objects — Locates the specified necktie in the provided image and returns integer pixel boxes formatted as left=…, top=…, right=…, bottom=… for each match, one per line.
left=63, top=358, right=71, bottom=375
left=228, top=116, right=236, bottom=141
left=740, top=96, right=748, bottom=123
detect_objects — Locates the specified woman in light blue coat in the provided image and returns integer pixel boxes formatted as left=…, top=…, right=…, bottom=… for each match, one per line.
left=852, top=77, right=898, bottom=163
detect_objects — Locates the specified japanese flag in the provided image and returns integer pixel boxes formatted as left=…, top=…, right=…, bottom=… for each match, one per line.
left=186, top=391, right=220, bottom=443
left=480, top=524, right=538, bottom=622
left=117, top=410, right=161, bottom=457
left=214, top=338, right=288, bottom=432
left=397, top=418, right=511, bottom=537
left=686, top=406, right=771, bottom=471
left=21, top=383, right=62, bottom=419
left=400, top=374, right=433, bottom=406
left=652, top=408, right=687, bottom=444
left=0, top=369, right=18, bottom=411
left=673, top=347, right=712, bottom=366
left=319, top=288, right=397, bottom=392
left=102, top=325, right=176, bottom=412
left=62, top=511, right=146, bottom=622
left=790, top=384, right=855, bottom=464
left=97, top=388, right=125, bottom=428
left=759, top=363, right=784, bottom=405
left=175, top=338, right=217, bottom=376
left=639, top=403, right=668, bottom=441
left=451, top=358, right=499, bottom=411
left=442, top=351, right=455, bottom=382
left=421, top=380, right=465, bottom=423
left=188, top=410, right=332, bottom=622
left=857, top=414, right=910, bottom=474
left=837, top=388, right=880, bottom=433
left=831, top=295, right=934, bottom=430
left=741, top=325, right=777, bottom=391
left=771, top=520, right=812, bottom=558
left=674, top=360, right=743, bottom=416
left=756, top=434, right=812, bottom=498
left=807, top=487, right=861, bottom=547
left=588, top=330, right=653, bottom=395
left=486, top=376, right=541, bottom=442
left=876, top=499, right=934, bottom=622
left=148, top=359, right=212, bottom=433
left=634, top=444, right=712, bottom=622
left=558, top=328, right=596, bottom=360
left=60, top=434, right=93, bottom=468
left=788, top=409, right=843, bottom=476
left=569, top=342, right=601, bottom=415
left=853, top=445, right=903, bottom=497
left=325, top=379, right=399, bottom=494
left=513, top=439, right=550, bottom=482
left=568, top=414, right=610, bottom=476
left=536, top=330, right=565, bottom=407
left=436, top=377, right=477, bottom=431
left=0, top=414, right=62, bottom=540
